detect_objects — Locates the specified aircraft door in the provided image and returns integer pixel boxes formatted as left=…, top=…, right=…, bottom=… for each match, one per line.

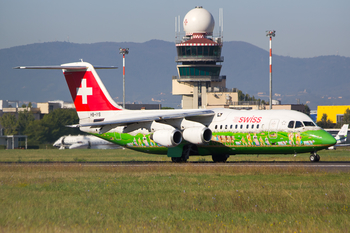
left=268, top=119, right=279, bottom=139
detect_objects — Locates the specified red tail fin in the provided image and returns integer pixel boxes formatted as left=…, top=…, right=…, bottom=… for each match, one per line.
left=62, top=62, right=122, bottom=112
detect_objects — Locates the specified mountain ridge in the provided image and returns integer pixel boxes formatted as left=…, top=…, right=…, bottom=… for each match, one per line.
left=1, top=40, right=349, bottom=109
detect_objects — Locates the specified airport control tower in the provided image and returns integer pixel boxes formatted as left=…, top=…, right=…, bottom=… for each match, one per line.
left=172, top=6, right=237, bottom=109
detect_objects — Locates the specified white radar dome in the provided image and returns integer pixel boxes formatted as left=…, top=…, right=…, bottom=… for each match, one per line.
left=183, top=6, right=215, bottom=35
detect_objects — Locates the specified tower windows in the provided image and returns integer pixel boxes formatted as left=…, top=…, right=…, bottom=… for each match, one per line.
left=176, top=46, right=221, bottom=57
left=179, top=66, right=221, bottom=77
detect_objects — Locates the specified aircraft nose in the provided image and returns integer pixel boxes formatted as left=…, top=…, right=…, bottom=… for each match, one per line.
left=321, top=130, right=337, bottom=146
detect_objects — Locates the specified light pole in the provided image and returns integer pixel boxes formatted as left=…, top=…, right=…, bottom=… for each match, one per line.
left=266, top=30, right=275, bottom=110
left=119, top=48, right=129, bottom=108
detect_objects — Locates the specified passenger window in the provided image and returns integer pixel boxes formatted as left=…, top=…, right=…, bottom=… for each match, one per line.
left=303, top=121, right=315, bottom=127
left=240, top=125, right=243, bottom=129
left=235, top=125, right=238, bottom=129
left=230, top=125, right=233, bottom=129
left=220, top=125, right=223, bottom=129
left=257, top=124, right=259, bottom=129
left=252, top=124, right=254, bottom=129
left=246, top=125, right=249, bottom=129
left=225, top=125, right=227, bottom=129
left=295, top=121, right=304, bottom=128
left=288, top=121, right=295, bottom=129
left=215, top=125, right=217, bottom=129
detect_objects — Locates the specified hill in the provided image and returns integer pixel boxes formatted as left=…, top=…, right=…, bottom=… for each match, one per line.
left=1, top=40, right=349, bottom=109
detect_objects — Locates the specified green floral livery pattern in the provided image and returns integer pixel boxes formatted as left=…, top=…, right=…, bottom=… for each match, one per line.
left=94, top=129, right=333, bottom=156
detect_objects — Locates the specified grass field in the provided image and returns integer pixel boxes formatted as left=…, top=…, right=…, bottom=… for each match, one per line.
left=0, top=149, right=350, bottom=232
left=1, top=147, right=350, bottom=163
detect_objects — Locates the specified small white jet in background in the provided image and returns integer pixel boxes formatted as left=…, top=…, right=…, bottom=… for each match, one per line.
left=328, top=124, right=349, bottom=149
left=53, top=135, right=121, bottom=149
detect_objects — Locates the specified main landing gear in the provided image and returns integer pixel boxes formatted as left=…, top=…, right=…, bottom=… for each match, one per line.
left=171, top=156, right=187, bottom=163
left=212, top=154, right=230, bottom=163
left=309, top=152, right=320, bottom=162
left=171, top=145, right=191, bottom=163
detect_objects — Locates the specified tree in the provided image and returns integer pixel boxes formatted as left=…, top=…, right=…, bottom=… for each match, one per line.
left=237, top=89, right=264, bottom=103
left=238, top=90, right=244, bottom=101
left=335, top=108, right=350, bottom=128
left=343, top=108, right=350, bottom=123
left=317, top=113, right=334, bottom=128
left=25, top=108, right=80, bottom=145
left=0, top=110, right=35, bottom=135
left=17, top=110, right=35, bottom=135
left=0, top=113, right=18, bottom=135
left=304, top=104, right=311, bottom=116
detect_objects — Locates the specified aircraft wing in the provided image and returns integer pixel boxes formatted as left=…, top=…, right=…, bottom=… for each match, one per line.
left=70, top=109, right=215, bottom=128
left=334, top=144, right=350, bottom=147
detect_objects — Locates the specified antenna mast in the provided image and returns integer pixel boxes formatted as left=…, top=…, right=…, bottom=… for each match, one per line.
left=219, top=8, right=223, bottom=39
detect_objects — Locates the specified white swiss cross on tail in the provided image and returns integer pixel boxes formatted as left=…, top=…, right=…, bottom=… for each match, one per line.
left=76, top=79, right=92, bottom=104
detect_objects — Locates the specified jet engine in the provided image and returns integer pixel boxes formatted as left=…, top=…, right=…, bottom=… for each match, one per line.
left=183, top=127, right=212, bottom=144
left=151, top=129, right=182, bottom=147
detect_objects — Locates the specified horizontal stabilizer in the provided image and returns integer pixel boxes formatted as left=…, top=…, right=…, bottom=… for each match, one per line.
left=14, top=66, right=117, bottom=70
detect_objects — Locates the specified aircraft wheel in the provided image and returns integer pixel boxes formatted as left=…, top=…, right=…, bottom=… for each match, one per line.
left=212, top=154, right=229, bottom=163
left=171, top=157, right=182, bottom=163
left=171, top=156, right=188, bottom=163
left=309, top=153, right=320, bottom=162
left=309, top=154, right=316, bottom=162
left=181, top=156, right=188, bottom=163
left=315, top=154, right=320, bottom=162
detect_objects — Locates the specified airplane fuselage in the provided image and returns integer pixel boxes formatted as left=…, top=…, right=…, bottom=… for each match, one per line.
left=88, top=108, right=335, bottom=157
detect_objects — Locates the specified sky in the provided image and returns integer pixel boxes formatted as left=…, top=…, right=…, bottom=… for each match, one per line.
left=1, top=0, right=349, bottom=58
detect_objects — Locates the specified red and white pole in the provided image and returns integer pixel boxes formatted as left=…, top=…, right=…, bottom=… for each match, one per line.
left=123, top=53, right=125, bottom=109
left=269, top=36, right=272, bottom=110
left=119, top=48, right=129, bottom=109
left=266, top=30, right=275, bottom=110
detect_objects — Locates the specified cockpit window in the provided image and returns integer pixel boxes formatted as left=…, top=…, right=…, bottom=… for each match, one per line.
left=295, top=121, right=304, bottom=128
left=288, top=121, right=295, bottom=129
left=303, top=121, right=316, bottom=127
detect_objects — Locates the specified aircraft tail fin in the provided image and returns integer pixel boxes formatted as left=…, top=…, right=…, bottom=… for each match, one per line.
left=61, top=62, right=122, bottom=113
left=335, top=124, right=348, bottom=144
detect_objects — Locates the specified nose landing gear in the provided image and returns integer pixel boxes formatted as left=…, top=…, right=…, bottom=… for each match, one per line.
left=309, top=152, right=320, bottom=162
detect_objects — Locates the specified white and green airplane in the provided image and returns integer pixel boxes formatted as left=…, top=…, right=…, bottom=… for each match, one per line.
left=16, top=61, right=336, bottom=162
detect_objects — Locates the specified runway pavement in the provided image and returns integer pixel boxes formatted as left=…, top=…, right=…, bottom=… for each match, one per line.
left=2, top=161, right=350, bottom=172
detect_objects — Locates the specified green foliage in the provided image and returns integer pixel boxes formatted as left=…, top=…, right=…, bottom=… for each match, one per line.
left=317, top=113, right=334, bottom=128
left=238, top=90, right=244, bottom=101
left=344, top=108, right=350, bottom=122
left=17, top=110, right=35, bottom=135
left=238, top=89, right=263, bottom=103
left=304, top=104, right=311, bottom=116
left=0, top=110, right=35, bottom=135
left=0, top=113, right=18, bottom=135
left=25, top=108, right=80, bottom=145
left=335, top=108, right=350, bottom=128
